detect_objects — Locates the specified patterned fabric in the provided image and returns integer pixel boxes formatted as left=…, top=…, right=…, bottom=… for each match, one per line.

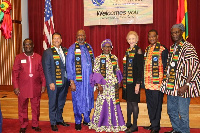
left=89, top=54, right=126, bottom=132
left=161, top=41, right=200, bottom=98
left=123, top=45, right=137, bottom=89
left=94, top=54, right=119, bottom=86
left=144, top=43, right=166, bottom=90
left=51, top=45, right=67, bottom=86
left=74, top=42, right=94, bottom=81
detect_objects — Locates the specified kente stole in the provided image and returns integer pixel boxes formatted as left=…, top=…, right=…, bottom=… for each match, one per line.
left=144, top=43, right=164, bottom=89
left=165, top=41, right=184, bottom=90
left=100, top=54, right=119, bottom=104
left=51, top=46, right=68, bottom=86
left=123, top=45, right=137, bottom=90
left=75, top=42, right=94, bottom=82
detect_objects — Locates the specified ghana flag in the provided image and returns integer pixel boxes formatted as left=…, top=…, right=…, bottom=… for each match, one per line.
left=176, top=0, right=188, bottom=40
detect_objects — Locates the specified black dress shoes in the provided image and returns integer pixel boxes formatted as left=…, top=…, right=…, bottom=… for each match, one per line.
left=32, top=126, right=41, bottom=132
left=164, top=129, right=181, bottom=133
left=125, top=127, right=138, bottom=133
left=56, top=121, right=70, bottom=127
left=143, top=125, right=152, bottom=130
left=150, top=129, right=159, bottom=133
left=19, top=128, right=26, bottom=133
left=51, top=125, right=58, bottom=131
left=75, top=124, right=81, bottom=131
left=83, top=121, right=89, bottom=126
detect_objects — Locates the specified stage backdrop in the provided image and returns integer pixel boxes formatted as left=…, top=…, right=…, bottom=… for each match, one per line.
left=28, top=0, right=200, bottom=71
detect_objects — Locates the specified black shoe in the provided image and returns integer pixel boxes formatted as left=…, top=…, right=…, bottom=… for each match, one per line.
left=126, top=124, right=132, bottom=128
left=51, top=125, right=58, bottom=131
left=151, top=129, right=159, bottom=133
left=19, top=128, right=26, bottom=133
left=32, top=126, right=41, bottom=132
left=125, top=127, right=138, bottom=133
left=56, top=121, right=70, bottom=127
left=164, top=129, right=181, bottom=133
left=143, top=125, right=152, bottom=130
left=83, top=121, right=89, bottom=126
left=75, top=124, right=81, bottom=131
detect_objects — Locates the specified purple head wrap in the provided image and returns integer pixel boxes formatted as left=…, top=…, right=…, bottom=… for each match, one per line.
left=101, top=39, right=113, bottom=49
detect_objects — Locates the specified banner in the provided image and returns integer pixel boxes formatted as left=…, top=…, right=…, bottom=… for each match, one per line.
left=84, top=0, right=153, bottom=26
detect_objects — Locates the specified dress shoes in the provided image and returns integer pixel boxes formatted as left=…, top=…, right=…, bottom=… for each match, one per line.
left=150, top=129, right=159, bottom=133
left=56, top=121, right=70, bottom=127
left=32, top=126, right=41, bottom=132
left=75, top=124, right=81, bottom=131
left=143, top=125, right=152, bottom=130
left=164, top=129, right=181, bottom=133
left=126, top=124, right=132, bottom=129
left=83, top=121, right=89, bottom=126
left=51, top=125, right=58, bottom=132
left=19, top=128, right=26, bottom=133
left=125, top=127, right=138, bottom=133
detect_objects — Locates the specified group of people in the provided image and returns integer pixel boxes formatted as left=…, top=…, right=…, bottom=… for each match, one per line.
left=12, top=23, right=200, bottom=133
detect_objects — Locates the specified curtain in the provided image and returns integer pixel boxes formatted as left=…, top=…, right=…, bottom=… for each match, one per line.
left=28, top=0, right=200, bottom=71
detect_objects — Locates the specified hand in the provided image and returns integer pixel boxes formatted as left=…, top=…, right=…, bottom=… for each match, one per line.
left=178, top=72, right=192, bottom=96
left=14, top=88, right=20, bottom=95
left=97, top=84, right=103, bottom=94
left=178, top=85, right=188, bottom=96
left=70, top=82, right=76, bottom=91
left=135, top=84, right=140, bottom=94
left=49, top=83, right=55, bottom=91
left=41, top=86, right=46, bottom=93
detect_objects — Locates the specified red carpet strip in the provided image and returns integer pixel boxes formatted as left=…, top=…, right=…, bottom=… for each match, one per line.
left=2, top=119, right=200, bottom=133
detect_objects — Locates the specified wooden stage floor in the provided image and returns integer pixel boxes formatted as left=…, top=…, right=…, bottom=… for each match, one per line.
left=0, top=88, right=200, bottom=128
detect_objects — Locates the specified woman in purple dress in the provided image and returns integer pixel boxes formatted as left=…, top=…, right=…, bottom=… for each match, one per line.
left=89, top=39, right=127, bottom=132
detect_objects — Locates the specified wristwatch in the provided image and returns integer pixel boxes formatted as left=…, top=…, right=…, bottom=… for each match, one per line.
left=186, top=82, right=190, bottom=86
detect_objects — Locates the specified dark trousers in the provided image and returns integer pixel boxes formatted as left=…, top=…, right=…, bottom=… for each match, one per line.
left=145, top=89, right=163, bottom=131
left=47, top=78, right=69, bottom=125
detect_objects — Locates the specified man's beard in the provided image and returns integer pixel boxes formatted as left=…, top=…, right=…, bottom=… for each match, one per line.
left=77, top=38, right=85, bottom=44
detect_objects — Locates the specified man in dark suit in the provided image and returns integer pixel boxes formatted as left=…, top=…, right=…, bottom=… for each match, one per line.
left=42, top=32, right=70, bottom=132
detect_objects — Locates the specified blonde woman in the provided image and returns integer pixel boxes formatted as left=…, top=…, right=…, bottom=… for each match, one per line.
left=122, top=31, right=143, bottom=133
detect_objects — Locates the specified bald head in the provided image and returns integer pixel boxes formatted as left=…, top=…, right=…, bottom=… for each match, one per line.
left=76, top=29, right=86, bottom=45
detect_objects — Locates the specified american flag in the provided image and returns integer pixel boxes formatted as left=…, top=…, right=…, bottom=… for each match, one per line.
left=43, top=0, right=55, bottom=50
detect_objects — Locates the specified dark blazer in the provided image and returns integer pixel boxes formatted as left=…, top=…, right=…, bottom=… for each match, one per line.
left=42, top=47, right=67, bottom=87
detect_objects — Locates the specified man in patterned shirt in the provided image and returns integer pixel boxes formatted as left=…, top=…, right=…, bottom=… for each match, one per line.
left=143, top=29, right=168, bottom=133
left=161, top=23, right=200, bottom=133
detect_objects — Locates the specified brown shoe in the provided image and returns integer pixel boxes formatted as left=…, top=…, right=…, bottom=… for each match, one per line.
left=32, top=126, right=41, bottom=132
left=19, top=128, right=26, bottom=133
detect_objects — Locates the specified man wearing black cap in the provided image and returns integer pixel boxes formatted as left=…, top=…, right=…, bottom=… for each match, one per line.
left=161, top=23, right=200, bottom=133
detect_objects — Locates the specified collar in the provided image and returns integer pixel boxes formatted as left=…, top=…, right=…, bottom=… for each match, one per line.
left=24, top=52, right=34, bottom=57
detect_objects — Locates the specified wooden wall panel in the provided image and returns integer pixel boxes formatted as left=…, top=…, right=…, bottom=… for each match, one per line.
left=0, top=0, right=22, bottom=86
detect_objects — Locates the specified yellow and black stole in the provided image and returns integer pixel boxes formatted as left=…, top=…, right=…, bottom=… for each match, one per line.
left=123, top=45, right=137, bottom=90
left=165, top=40, right=184, bottom=90
left=51, top=46, right=68, bottom=86
left=100, top=54, right=119, bottom=104
left=144, top=43, right=161, bottom=84
left=74, top=42, right=94, bottom=82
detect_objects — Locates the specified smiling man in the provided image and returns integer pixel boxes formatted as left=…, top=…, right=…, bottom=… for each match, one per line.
left=143, top=29, right=168, bottom=133
left=12, top=38, right=46, bottom=133
left=67, top=29, right=95, bottom=131
left=42, top=32, right=70, bottom=132
left=161, top=23, right=200, bottom=133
